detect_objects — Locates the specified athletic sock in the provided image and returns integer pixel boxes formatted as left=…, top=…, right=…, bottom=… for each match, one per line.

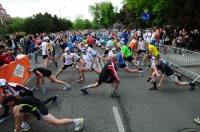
left=22, top=122, right=27, bottom=126
left=153, top=82, right=157, bottom=88
left=83, top=86, right=88, bottom=89
left=74, top=119, right=79, bottom=124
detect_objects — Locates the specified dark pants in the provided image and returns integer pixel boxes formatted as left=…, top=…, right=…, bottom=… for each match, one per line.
left=188, top=42, right=195, bottom=51
left=174, top=42, right=182, bottom=54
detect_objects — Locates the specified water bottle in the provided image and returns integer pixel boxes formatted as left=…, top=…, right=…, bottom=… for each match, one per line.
left=42, top=87, right=46, bottom=95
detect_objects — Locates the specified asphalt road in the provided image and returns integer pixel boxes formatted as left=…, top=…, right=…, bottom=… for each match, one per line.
left=1, top=51, right=200, bottom=132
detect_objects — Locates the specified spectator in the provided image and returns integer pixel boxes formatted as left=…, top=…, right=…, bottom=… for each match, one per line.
left=189, top=29, right=199, bottom=51
left=175, top=30, right=183, bottom=54
left=6, top=35, right=18, bottom=56
left=0, top=45, right=13, bottom=66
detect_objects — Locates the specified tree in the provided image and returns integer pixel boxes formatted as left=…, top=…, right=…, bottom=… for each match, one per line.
left=8, top=17, right=25, bottom=33
left=89, top=1, right=117, bottom=28
left=121, top=0, right=200, bottom=29
left=83, top=19, right=92, bottom=29
left=23, top=12, right=73, bottom=34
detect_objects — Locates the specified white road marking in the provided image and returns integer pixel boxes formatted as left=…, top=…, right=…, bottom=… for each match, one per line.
left=113, top=107, right=125, bottom=132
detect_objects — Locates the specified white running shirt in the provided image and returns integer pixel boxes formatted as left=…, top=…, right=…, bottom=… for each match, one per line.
left=63, top=53, right=74, bottom=65
left=87, top=47, right=97, bottom=56
left=82, top=53, right=96, bottom=68
left=41, top=42, right=48, bottom=55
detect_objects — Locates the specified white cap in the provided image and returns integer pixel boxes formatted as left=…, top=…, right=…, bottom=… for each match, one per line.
left=81, top=48, right=86, bottom=52
left=44, top=37, right=49, bottom=41
left=65, top=47, right=70, bottom=51
left=85, top=44, right=89, bottom=48
left=0, top=79, right=6, bottom=87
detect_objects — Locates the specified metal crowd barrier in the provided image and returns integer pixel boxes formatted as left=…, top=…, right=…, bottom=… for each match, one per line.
left=158, top=44, right=200, bottom=82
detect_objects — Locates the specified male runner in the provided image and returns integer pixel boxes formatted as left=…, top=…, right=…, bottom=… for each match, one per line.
left=3, top=95, right=83, bottom=132
left=55, top=47, right=82, bottom=81
left=27, top=67, right=71, bottom=91
left=80, top=54, right=120, bottom=98
left=149, top=57, right=196, bottom=90
left=0, top=79, right=59, bottom=131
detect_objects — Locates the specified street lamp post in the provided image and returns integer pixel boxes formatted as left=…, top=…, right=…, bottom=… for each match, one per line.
left=59, top=7, right=65, bottom=18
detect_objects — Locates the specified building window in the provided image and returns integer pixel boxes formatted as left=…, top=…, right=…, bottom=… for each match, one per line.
left=1, top=10, right=5, bottom=15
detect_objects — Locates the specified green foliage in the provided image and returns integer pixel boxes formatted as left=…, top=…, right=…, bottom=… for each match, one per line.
left=122, top=0, right=200, bottom=29
left=8, top=17, right=24, bottom=33
left=11, top=12, right=73, bottom=34
left=73, top=18, right=93, bottom=30
left=89, top=1, right=117, bottom=28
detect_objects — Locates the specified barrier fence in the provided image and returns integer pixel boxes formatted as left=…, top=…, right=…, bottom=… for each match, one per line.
left=158, top=44, right=200, bottom=83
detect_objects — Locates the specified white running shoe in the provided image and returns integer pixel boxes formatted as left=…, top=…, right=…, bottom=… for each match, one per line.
left=194, top=117, right=200, bottom=125
left=139, top=70, right=144, bottom=77
left=75, top=118, right=84, bottom=131
left=63, top=84, right=71, bottom=90
left=14, top=124, right=30, bottom=132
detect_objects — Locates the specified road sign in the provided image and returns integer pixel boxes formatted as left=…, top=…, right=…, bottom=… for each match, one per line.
left=142, top=13, right=150, bottom=21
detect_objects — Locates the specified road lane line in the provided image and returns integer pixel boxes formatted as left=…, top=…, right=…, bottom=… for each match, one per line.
left=112, top=107, right=125, bottom=132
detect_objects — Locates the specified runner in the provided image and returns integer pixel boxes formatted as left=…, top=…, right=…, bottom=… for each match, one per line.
left=135, top=37, right=147, bottom=66
left=3, top=95, right=83, bottom=132
left=85, top=44, right=102, bottom=62
left=0, top=79, right=59, bottom=129
left=27, top=67, right=71, bottom=91
left=119, top=42, right=143, bottom=72
left=55, top=47, right=82, bottom=81
left=148, top=57, right=196, bottom=90
left=144, top=41, right=160, bottom=58
left=40, top=37, right=50, bottom=68
left=80, top=54, right=120, bottom=98
left=114, top=47, right=143, bottom=76
left=78, top=48, right=101, bottom=82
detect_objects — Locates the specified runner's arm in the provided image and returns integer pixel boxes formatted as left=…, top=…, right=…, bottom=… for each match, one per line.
left=158, top=73, right=166, bottom=88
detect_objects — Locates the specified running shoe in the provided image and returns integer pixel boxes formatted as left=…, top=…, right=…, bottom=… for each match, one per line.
left=51, top=95, right=59, bottom=105
left=80, top=88, right=88, bottom=94
left=63, top=84, right=71, bottom=90
left=14, top=124, right=30, bottom=132
left=190, top=83, right=196, bottom=90
left=139, top=70, right=144, bottom=77
left=194, top=117, right=200, bottom=125
left=0, top=114, right=11, bottom=123
left=21, top=124, right=30, bottom=132
left=149, top=86, right=157, bottom=90
left=75, top=118, right=84, bottom=131
left=30, top=87, right=39, bottom=91
left=110, top=93, right=120, bottom=98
